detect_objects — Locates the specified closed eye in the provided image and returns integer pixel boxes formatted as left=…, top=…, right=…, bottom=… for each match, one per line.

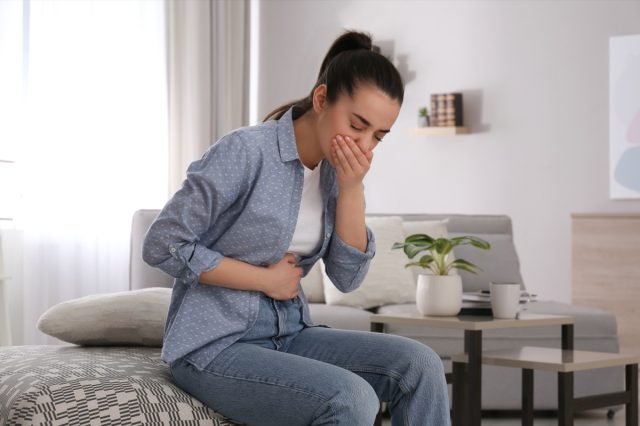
left=352, top=124, right=383, bottom=142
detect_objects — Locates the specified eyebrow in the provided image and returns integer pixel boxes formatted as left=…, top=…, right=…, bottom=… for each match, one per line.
left=352, top=113, right=390, bottom=133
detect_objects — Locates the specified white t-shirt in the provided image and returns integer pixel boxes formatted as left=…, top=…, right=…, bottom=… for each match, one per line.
left=287, top=159, right=325, bottom=258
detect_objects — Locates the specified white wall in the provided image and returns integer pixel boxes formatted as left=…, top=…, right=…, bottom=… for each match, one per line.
left=256, top=0, right=640, bottom=302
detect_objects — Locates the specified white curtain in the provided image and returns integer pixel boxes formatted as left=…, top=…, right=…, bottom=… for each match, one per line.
left=0, top=0, right=250, bottom=345
left=8, top=0, right=169, bottom=345
left=167, top=0, right=250, bottom=194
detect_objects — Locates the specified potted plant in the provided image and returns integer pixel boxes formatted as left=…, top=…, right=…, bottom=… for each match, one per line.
left=418, top=107, right=430, bottom=127
left=392, top=234, right=491, bottom=316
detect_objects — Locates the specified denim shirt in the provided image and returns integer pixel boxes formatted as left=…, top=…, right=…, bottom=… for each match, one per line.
left=142, top=106, right=376, bottom=371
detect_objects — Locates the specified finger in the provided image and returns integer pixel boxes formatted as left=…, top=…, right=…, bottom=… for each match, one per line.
left=334, top=135, right=355, bottom=174
left=332, top=138, right=346, bottom=175
left=338, top=135, right=367, bottom=174
left=285, top=252, right=299, bottom=264
left=343, top=136, right=370, bottom=169
left=342, top=140, right=367, bottom=176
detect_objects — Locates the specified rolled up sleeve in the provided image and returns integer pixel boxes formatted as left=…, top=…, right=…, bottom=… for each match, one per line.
left=322, top=225, right=376, bottom=293
left=165, top=241, right=225, bottom=283
left=142, top=134, right=248, bottom=286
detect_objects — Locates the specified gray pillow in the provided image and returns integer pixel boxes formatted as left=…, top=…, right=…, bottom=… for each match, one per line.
left=449, top=233, right=525, bottom=292
left=37, top=287, right=171, bottom=346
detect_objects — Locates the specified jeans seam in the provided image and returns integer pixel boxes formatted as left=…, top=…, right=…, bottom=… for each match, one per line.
left=344, top=365, right=411, bottom=394
left=346, top=365, right=413, bottom=424
left=309, top=391, right=337, bottom=424
left=197, top=365, right=331, bottom=402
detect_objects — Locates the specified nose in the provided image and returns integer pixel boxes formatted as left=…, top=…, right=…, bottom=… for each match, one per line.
left=361, top=139, right=376, bottom=153
left=353, top=135, right=374, bottom=152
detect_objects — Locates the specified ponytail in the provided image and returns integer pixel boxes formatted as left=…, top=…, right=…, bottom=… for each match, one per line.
left=263, top=30, right=403, bottom=122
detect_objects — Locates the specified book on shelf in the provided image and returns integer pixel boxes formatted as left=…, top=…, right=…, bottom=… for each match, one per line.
left=430, top=92, right=464, bottom=127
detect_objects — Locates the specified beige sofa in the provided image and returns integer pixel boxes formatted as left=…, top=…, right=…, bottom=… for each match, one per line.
left=131, top=210, right=623, bottom=412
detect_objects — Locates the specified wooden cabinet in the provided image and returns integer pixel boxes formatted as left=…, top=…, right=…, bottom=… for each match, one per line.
left=571, top=213, right=640, bottom=355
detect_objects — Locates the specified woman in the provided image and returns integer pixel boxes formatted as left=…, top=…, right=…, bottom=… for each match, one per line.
left=143, top=30, right=450, bottom=426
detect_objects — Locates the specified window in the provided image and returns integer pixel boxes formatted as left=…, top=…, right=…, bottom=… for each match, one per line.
left=0, top=0, right=169, bottom=344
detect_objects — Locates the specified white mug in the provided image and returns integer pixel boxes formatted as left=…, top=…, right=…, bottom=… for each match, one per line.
left=490, top=282, right=521, bottom=319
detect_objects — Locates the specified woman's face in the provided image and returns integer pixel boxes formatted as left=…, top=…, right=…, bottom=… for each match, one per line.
left=314, top=84, right=401, bottom=167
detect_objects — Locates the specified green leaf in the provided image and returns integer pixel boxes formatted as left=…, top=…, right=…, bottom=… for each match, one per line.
left=450, top=258, right=483, bottom=274
left=404, top=243, right=435, bottom=259
left=433, top=238, right=452, bottom=255
left=405, top=234, right=434, bottom=244
left=395, top=234, right=491, bottom=272
left=450, top=236, right=491, bottom=250
left=465, top=236, right=491, bottom=250
left=418, top=255, right=435, bottom=268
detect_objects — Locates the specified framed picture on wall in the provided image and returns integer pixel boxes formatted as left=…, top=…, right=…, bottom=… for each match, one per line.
left=609, top=34, right=640, bottom=200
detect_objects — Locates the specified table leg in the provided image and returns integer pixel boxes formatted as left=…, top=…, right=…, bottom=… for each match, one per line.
left=558, top=372, right=574, bottom=426
left=562, top=324, right=574, bottom=351
left=522, top=368, right=534, bottom=426
left=464, top=330, right=482, bottom=426
left=452, top=361, right=465, bottom=426
left=626, top=364, right=638, bottom=426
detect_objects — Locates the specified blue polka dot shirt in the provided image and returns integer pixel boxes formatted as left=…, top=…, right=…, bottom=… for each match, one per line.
left=142, top=106, right=376, bottom=371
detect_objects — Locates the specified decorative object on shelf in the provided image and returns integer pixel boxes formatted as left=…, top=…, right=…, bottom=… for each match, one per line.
left=609, top=34, right=640, bottom=199
left=430, top=92, right=464, bottom=127
left=418, top=106, right=430, bottom=127
left=392, top=234, right=491, bottom=316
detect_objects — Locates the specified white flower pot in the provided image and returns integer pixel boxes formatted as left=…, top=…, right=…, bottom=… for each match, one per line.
left=416, top=274, right=462, bottom=316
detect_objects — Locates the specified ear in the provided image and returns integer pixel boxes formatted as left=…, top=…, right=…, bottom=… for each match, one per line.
left=312, top=84, right=328, bottom=113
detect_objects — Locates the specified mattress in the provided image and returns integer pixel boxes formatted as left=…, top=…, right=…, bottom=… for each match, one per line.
left=0, top=345, right=241, bottom=425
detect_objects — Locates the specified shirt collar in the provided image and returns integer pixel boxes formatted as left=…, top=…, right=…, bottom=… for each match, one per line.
left=276, top=106, right=305, bottom=163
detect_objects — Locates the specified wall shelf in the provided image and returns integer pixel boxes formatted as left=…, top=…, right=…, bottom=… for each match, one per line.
left=411, top=126, right=469, bottom=136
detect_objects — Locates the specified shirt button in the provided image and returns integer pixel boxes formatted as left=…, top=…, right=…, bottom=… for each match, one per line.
left=169, top=247, right=177, bottom=253
left=326, top=233, right=331, bottom=238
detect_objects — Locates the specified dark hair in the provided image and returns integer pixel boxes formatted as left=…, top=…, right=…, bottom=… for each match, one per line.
left=263, top=30, right=404, bottom=122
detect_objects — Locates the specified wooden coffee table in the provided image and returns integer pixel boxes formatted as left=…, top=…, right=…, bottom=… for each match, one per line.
left=451, top=347, right=639, bottom=426
left=370, top=312, right=575, bottom=426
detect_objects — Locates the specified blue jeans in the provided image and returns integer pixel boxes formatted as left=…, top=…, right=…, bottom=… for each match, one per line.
left=169, top=294, right=451, bottom=426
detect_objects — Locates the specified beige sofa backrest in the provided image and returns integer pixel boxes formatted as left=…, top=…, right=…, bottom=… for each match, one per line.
left=130, top=210, right=524, bottom=293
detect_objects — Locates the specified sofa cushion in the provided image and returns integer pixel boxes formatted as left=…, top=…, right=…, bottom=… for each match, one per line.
left=37, top=287, right=170, bottom=346
left=450, top=232, right=524, bottom=292
left=308, top=303, right=373, bottom=332
left=322, top=216, right=416, bottom=309
left=300, top=259, right=325, bottom=303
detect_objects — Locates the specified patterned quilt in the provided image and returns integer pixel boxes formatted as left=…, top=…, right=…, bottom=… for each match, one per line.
left=0, top=345, right=241, bottom=425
